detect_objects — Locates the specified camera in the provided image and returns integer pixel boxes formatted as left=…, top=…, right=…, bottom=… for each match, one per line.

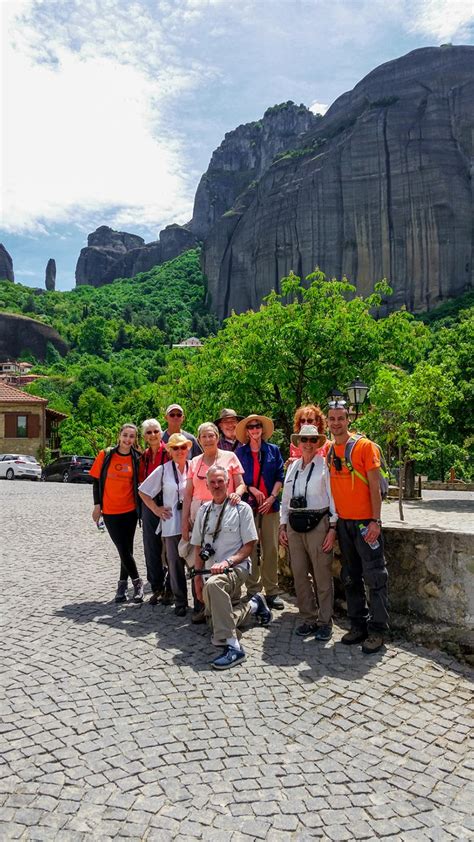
left=199, top=543, right=215, bottom=562
left=177, top=500, right=183, bottom=511
left=290, top=495, right=307, bottom=509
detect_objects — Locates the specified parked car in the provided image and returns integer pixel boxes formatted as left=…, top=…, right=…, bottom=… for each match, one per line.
left=41, top=455, right=94, bottom=483
left=0, top=454, right=42, bottom=481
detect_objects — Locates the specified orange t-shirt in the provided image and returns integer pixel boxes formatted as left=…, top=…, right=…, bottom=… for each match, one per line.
left=328, top=437, right=380, bottom=520
left=89, top=450, right=136, bottom=515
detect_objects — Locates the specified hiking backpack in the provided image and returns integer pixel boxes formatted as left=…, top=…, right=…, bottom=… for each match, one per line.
left=327, top=434, right=389, bottom=500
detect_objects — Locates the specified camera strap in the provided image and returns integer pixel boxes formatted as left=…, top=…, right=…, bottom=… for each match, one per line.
left=200, top=497, right=230, bottom=546
left=172, top=460, right=187, bottom=505
left=292, top=461, right=315, bottom=500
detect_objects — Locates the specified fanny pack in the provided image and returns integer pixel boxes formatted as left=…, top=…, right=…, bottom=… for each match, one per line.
left=288, top=508, right=329, bottom=533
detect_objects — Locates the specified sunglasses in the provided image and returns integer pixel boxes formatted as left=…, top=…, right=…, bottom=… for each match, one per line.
left=168, top=411, right=183, bottom=417
left=299, top=418, right=315, bottom=424
left=171, top=444, right=189, bottom=451
left=300, top=436, right=320, bottom=443
left=333, top=455, right=343, bottom=471
left=145, top=430, right=161, bottom=435
left=247, top=423, right=263, bottom=430
left=328, top=400, right=347, bottom=408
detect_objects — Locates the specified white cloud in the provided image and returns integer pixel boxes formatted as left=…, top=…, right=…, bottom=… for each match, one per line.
left=406, top=0, right=474, bottom=40
left=309, top=100, right=329, bottom=116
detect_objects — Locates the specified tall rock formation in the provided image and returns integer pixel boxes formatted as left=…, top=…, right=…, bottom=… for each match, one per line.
left=75, top=226, right=145, bottom=286
left=45, top=258, right=56, bottom=291
left=0, top=313, right=68, bottom=360
left=203, top=46, right=474, bottom=318
left=0, top=244, right=14, bottom=282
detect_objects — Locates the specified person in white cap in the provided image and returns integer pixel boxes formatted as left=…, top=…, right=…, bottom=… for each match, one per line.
left=162, top=404, right=201, bottom=459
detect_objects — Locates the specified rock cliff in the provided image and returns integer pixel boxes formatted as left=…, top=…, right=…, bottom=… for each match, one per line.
left=45, top=258, right=56, bottom=291
left=75, top=226, right=145, bottom=286
left=0, top=244, right=14, bottom=282
left=203, top=46, right=474, bottom=318
left=0, top=312, right=68, bottom=361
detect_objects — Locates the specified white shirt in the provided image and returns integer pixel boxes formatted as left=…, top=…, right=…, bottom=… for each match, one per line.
left=280, top=455, right=337, bottom=526
left=139, top=461, right=188, bottom=537
left=190, top=499, right=257, bottom=571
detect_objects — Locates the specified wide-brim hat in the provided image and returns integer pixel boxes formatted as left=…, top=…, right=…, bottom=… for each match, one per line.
left=177, top=538, right=195, bottom=567
left=213, top=408, right=244, bottom=427
left=235, top=414, right=274, bottom=443
left=291, top=424, right=327, bottom=449
left=164, top=433, right=193, bottom=451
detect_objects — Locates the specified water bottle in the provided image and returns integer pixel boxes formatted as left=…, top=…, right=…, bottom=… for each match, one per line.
left=97, top=516, right=106, bottom=533
left=358, top=522, right=379, bottom=550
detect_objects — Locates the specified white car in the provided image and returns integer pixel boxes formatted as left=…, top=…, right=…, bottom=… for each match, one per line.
left=0, top=454, right=42, bottom=481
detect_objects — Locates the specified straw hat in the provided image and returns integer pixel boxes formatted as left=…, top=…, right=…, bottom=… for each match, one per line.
left=291, top=424, right=327, bottom=449
left=164, top=432, right=193, bottom=452
left=177, top=538, right=195, bottom=566
left=235, top=414, right=274, bottom=444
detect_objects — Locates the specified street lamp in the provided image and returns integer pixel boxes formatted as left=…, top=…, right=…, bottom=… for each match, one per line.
left=347, top=377, right=369, bottom=418
left=327, top=387, right=346, bottom=405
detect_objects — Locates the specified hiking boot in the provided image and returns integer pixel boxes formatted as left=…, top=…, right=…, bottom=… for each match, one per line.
left=314, top=624, right=333, bottom=641
left=114, top=580, right=128, bottom=603
left=212, top=645, right=246, bottom=670
left=160, top=590, right=174, bottom=606
left=251, top=593, right=272, bottom=626
left=149, top=591, right=161, bottom=605
left=132, top=577, right=144, bottom=603
left=266, top=595, right=285, bottom=610
left=191, top=607, right=207, bottom=624
left=174, top=605, right=187, bottom=617
left=295, top=622, right=318, bottom=637
left=362, top=634, right=384, bottom=654
left=341, top=628, right=368, bottom=645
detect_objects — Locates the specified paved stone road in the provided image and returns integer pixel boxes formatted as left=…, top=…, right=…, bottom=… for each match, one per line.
left=1, top=481, right=473, bottom=841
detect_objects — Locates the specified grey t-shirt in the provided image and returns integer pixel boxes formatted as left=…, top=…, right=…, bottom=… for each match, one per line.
left=162, top=428, right=202, bottom=459
left=191, top=499, right=257, bottom=571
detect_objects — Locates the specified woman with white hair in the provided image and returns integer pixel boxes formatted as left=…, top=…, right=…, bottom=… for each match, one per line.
left=139, top=418, right=171, bottom=605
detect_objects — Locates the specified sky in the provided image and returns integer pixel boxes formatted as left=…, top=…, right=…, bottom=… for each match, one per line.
left=1, top=0, right=473, bottom=290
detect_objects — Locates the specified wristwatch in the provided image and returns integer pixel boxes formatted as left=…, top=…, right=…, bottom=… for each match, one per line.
left=370, top=518, right=382, bottom=525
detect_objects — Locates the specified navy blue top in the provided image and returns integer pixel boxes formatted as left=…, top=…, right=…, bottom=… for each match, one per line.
left=235, top=441, right=285, bottom=512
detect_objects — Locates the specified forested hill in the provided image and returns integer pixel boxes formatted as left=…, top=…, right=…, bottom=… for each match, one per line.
left=0, top=249, right=217, bottom=354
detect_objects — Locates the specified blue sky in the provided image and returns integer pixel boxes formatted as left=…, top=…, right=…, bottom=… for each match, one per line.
left=1, top=0, right=473, bottom=290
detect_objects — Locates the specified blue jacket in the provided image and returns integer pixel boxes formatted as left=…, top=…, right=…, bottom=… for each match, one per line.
left=235, top=441, right=285, bottom=512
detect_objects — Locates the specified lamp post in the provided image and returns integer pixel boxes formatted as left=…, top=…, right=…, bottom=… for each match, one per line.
left=328, top=387, right=346, bottom=405
left=347, top=377, right=369, bottom=418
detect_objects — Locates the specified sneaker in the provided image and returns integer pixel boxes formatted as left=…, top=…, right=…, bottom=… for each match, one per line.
left=115, top=580, right=128, bottom=603
left=295, top=622, right=318, bottom=637
left=251, top=593, right=272, bottom=626
left=266, top=595, right=285, bottom=610
left=149, top=591, right=161, bottom=605
left=341, top=628, right=368, bottom=645
left=362, top=634, right=384, bottom=654
left=174, top=605, right=187, bottom=617
left=132, top=578, right=144, bottom=603
left=314, top=624, right=333, bottom=641
left=212, top=645, right=246, bottom=670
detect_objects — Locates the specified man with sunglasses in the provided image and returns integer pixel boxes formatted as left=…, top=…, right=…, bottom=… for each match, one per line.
left=327, top=402, right=389, bottom=655
left=162, top=403, right=201, bottom=459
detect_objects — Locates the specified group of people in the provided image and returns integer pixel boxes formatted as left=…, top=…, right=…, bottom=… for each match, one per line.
left=89, top=400, right=389, bottom=670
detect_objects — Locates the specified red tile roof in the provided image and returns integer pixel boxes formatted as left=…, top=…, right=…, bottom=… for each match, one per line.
left=0, top=382, right=47, bottom=404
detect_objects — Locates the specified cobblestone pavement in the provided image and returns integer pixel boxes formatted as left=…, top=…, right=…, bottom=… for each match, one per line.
left=1, top=481, right=473, bottom=841
left=382, top=491, right=474, bottom=534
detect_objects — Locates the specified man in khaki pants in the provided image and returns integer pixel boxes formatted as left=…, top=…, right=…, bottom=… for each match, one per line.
left=191, top=465, right=272, bottom=670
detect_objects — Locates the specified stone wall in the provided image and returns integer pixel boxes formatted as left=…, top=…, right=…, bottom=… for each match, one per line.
left=0, top=405, right=44, bottom=456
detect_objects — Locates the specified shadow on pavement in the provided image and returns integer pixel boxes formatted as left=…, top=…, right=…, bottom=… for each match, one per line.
left=405, top=498, right=474, bottom=514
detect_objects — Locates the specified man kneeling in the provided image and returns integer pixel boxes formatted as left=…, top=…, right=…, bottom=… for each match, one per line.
left=191, top=465, right=272, bottom=669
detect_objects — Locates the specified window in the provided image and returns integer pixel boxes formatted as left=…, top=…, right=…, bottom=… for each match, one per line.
left=17, top=416, right=27, bottom=438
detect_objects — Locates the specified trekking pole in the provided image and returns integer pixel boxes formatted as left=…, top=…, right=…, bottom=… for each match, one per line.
left=186, top=567, right=232, bottom=580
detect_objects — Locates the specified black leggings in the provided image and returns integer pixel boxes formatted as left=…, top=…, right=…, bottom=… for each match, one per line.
left=103, top=511, right=139, bottom=581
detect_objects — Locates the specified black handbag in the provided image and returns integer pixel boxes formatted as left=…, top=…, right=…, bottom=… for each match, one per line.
left=288, top=509, right=328, bottom=533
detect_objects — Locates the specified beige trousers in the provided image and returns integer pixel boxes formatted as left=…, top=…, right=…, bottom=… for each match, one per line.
left=203, top=566, right=251, bottom=644
left=246, top=511, right=280, bottom=597
left=287, top=515, right=334, bottom=625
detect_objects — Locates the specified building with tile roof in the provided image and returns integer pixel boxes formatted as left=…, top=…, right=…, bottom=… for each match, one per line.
left=0, top=383, right=67, bottom=457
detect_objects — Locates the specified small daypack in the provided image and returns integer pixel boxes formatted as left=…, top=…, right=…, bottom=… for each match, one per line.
left=327, top=434, right=389, bottom=500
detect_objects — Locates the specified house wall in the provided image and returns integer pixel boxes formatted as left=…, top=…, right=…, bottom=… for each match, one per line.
left=0, top=403, right=45, bottom=456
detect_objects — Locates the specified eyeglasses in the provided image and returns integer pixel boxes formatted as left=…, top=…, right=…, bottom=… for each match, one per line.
left=247, top=423, right=263, bottom=430
left=328, top=400, right=347, bottom=408
left=145, top=430, right=161, bottom=435
left=168, top=411, right=183, bottom=417
left=171, top=445, right=189, bottom=451
left=300, top=436, right=320, bottom=443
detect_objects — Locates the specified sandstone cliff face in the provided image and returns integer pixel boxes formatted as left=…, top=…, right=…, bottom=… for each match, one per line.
left=0, top=313, right=68, bottom=361
left=0, top=244, right=14, bottom=282
left=203, top=46, right=474, bottom=318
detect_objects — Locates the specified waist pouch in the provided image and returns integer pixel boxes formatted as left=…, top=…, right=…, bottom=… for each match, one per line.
left=289, top=508, right=329, bottom=533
